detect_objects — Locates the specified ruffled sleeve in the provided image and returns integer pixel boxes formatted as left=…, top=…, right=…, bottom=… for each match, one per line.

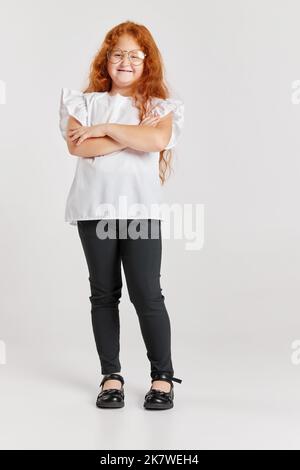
left=59, top=88, right=88, bottom=141
left=151, top=97, right=184, bottom=150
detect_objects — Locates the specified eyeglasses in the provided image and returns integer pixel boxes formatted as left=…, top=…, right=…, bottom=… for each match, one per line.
left=107, top=48, right=147, bottom=66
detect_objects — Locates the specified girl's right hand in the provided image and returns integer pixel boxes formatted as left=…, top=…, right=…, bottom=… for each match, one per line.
left=139, top=110, right=161, bottom=127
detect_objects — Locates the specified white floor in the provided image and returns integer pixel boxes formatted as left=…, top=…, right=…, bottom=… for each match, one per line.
left=1, top=340, right=300, bottom=450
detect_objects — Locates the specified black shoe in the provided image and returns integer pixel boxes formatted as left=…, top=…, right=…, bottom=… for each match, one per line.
left=96, top=373, right=125, bottom=408
left=143, top=373, right=182, bottom=410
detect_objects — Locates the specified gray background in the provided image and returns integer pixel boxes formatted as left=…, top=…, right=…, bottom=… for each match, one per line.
left=1, top=0, right=300, bottom=450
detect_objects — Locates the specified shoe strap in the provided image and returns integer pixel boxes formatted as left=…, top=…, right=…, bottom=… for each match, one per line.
left=151, top=373, right=182, bottom=385
left=100, top=373, right=124, bottom=388
left=171, top=376, right=182, bottom=384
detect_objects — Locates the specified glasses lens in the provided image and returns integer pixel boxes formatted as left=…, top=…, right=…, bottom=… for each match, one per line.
left=129, top=50, right=145, bottom=65
left=108, top=48, right=145, bottom=65
left=108, top=49, right=123, bottom=63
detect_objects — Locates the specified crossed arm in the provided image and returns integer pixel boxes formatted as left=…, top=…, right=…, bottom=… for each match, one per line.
left=66, top=113, right=173, bottom=157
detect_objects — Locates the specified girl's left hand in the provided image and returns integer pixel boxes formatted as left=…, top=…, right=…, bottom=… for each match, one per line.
left=68, top=124, right=107, bottom=145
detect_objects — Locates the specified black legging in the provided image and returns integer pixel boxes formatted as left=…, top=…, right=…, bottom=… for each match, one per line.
left=77, top=218, right=175, bottom=379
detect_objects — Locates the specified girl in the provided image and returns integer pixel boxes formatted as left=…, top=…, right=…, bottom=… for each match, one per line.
left=59, top=21, right=184, bottom=410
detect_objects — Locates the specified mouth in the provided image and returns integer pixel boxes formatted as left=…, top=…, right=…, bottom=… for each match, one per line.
left=117, top=69, right=133, bottom=73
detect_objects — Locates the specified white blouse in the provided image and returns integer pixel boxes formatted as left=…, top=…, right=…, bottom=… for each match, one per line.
left=59, top=88, right=184, bottom=225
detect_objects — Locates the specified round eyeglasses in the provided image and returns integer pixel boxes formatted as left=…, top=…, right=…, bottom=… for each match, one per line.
left=107, top=48, right=147, bottom=66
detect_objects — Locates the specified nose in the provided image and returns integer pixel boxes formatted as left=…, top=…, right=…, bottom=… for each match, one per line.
left=119, top=52, right=132, bottom=68
left=120, top=59, right=131, bottom=68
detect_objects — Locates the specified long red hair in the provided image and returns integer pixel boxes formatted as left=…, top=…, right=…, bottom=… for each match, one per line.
left=82, top=21, right=175, bottom=185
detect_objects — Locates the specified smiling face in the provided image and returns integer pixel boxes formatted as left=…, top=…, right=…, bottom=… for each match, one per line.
left=107, top=34, right=145, bottom=97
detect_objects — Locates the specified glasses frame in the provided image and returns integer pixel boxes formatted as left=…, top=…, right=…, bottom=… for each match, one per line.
left=107, top=48, right=147, bottom=65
